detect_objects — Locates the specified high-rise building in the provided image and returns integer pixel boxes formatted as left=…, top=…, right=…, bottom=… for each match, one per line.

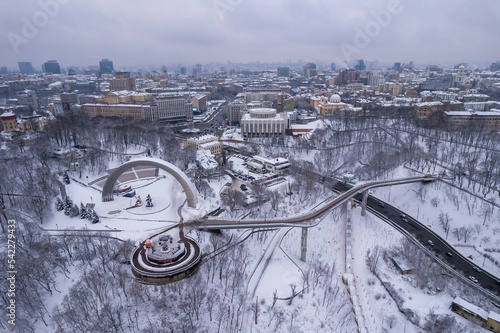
left=18, top=62, right=34, bottom=74
left=330, top=63, right=336, bottom=71
left=180, top=67, right=187, bottom=75
left=42, top=60, right=61, bottom=74
left=490, top=61, right=500, bottom=72
left=153, top=95, right=193, bottom=122
left=368, top=70, right=386, bottom=87
left=277, top=67, right=290, bottom=77
left=335, top=69, right=361, bottom=85
left=195, top=64, right=202, bottom=74
left=109, top=72, right=136, bottom=91
left=99, top=59, right=114, bottom=74
left=303, top=63, right=317, bottom=77
left=227, top=99, right=247, bottom=125
left=0, top=67, right=7, bottom=74
left=354, top=59, right=366, bottom=71
left=393, top=62, right=401, bottom=72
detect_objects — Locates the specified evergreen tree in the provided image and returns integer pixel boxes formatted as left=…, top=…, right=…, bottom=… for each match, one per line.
left=146, top=194, right=153, bottom=207
left=63, top=173, right=70, bottom=184
left=70, top=203, right=79, bottom=217
left=65, top=196, right=73, bottom=210
left=92, top=211, right=99, bottom=224
left=79, top=203, right=87, bottom=219
left=55, top=197, right=64, bottom=211
left=87, top=209, right=94, bottom=221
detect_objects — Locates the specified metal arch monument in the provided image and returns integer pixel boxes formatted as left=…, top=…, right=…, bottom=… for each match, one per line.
left=102, top=157, right=198, bottom=208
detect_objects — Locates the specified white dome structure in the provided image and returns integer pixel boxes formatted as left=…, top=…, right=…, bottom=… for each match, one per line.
left=329, top=94, right=341, bottom=103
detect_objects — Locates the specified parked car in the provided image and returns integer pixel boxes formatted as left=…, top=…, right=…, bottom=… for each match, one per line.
left=473, top=266, right=482, bottom=273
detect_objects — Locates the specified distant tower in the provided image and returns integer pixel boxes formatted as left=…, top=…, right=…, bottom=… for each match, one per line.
left=393, top=62, right=401, bottom=72
left=454, top=62, right=466, bottom=87
left=42, top=60, right=61, bottom=74
left=303, top=63, right=317, bottom=77
left=330, top=63, right=336, bottom=71
left=99, top=59, right=114, bottom=75
left=354, top=59, right=366, bottom=71
left=277, top=67, right=290, bottom=77
left=18, top=62, right=34, bottom=74
left=195, top=64, right=202, bottom=74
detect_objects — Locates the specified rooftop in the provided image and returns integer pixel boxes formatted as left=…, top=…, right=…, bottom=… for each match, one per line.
left=453, top=297, right=488, bottom=320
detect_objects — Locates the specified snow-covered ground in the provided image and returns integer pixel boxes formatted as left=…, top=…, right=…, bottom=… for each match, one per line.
left=350, top=205, right=481, bottom=332
left=46, top=169, right=205, bottom=241
left=370, top=165, right=500, bottom=278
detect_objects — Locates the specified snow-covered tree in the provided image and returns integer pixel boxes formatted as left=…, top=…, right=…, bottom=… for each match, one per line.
left=70, top=203, right=79, bottom=217
left=146, top=194, right=153, bottom=207
left=91, top=210, right=99, bottom=224
left=62, top=172, right=70, bottom=184
left=65, top=196, right=73, bottom=210
left=87, top=209, right=94, bottom=221
left=55, top=197, right=64, bottom=211
left=79, top=202, right=87, bottom=219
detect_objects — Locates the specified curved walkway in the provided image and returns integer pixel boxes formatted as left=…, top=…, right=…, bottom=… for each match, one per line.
left=194, top=176, right=436, bottom=230
left=130, top=226, right=202, bottom=283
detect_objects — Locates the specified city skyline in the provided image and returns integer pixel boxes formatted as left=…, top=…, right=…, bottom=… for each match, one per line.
left=2, top=0, right=500, bottom=69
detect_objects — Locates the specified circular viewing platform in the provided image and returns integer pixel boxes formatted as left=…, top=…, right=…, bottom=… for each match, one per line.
left=131, top=235, right=202, bottom=284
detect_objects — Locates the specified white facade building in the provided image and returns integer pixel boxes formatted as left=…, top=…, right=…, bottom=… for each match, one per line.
left=240, top=108, right=289, bottom=137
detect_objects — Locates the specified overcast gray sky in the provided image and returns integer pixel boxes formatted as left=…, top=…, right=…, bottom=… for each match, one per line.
left=1, top=0, right=499, bottom=70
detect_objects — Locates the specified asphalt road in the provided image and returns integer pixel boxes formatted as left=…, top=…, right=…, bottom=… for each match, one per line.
left=172, top=101, right=228, bottom=138
left=343, top=186, right=500, bottom=297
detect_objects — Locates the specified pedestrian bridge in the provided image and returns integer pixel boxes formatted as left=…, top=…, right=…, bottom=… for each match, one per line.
left=194, top=175, right=437, bottom=230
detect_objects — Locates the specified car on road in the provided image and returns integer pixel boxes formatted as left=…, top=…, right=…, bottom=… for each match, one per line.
left=378, top=202, right=385, bottom=208
left=402, top=217, right=408, bottom=223
left=427, top=240, right=434, bottom=246
left=400, top=213, right=406, bottom=219
left=468, top=276, right=479, bottom=283
left=473, top=266, right=482, bottom=273
left=446, top=252, right=453, bottom=257
left=225, top=182, right=231, bottom=187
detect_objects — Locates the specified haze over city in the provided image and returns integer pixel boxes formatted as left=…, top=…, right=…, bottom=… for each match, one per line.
left=2, top=0, right=500, bottom=69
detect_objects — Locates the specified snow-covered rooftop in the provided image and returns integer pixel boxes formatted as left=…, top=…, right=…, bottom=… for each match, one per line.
left=452, top=297, right=488, bottom=320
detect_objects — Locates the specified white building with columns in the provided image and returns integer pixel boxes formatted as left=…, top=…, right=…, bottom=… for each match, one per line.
left=240, top=108, right=289, bottom=137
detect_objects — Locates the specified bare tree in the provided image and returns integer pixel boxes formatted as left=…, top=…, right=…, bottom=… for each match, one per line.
left=365, top=246, right=381, bottom=273
left=463, top=226, right=474, bottom=244
left=439, top=213, right=452, bottom=239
